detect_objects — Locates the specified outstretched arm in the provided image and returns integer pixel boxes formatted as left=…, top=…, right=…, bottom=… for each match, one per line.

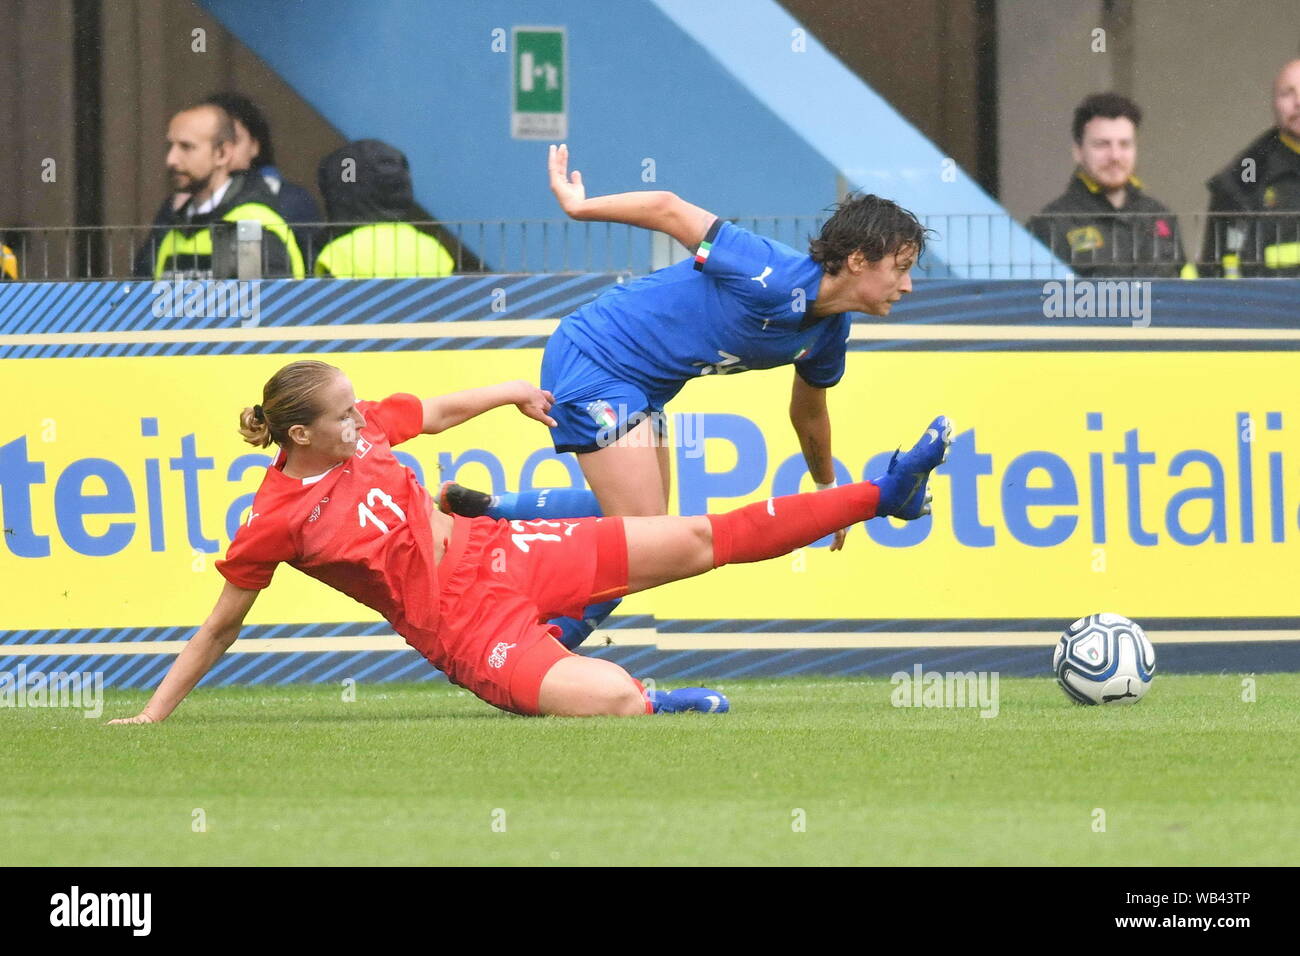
left=548, top=144, right=715, bottom=250
left=790, top=372, right=847, bottom=552
left=421, top=380, right=556, bottom=434
left=107, top=581, right=260, bottom=723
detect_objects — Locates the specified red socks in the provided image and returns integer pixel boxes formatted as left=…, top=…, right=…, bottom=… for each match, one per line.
left=706, top=482, right=880, bottom=568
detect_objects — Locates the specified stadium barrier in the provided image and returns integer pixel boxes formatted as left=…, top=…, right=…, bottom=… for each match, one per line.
left=2, top=274, right=1300, bottom=688
left=6, top=212, right=1297, bottom=282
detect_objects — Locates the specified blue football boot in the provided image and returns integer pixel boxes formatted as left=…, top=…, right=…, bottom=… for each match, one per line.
left=646, top=687, right=731, bottom=714
left=873, top=416, right=953, bottom=520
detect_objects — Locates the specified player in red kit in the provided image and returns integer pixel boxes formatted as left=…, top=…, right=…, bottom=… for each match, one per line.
left=109, top=360, right=951, bottom=722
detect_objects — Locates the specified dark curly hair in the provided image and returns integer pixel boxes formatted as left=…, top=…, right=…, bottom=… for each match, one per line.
left=808, top=194, right=930, bottom=275
left=1072, top=92, right=1141, bottom=144
left=204, top=91, right=276, bottom=167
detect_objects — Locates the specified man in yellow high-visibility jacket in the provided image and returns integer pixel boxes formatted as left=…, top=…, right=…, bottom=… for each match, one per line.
left=134, top=103, right=304, bottom=280
left=314, top=139, right=455, bottom=278
left=1201, top=59, right=1300, bottom=278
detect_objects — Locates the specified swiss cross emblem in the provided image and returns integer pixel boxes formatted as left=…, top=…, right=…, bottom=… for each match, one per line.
left=355, top=436, right=373, bottom=458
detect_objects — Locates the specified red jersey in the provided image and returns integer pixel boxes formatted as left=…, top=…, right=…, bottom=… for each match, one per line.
left=215, top=393, right=444, bottom=634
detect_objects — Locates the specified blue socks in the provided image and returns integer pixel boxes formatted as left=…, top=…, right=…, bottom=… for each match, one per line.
left=551, top=597, right=622, bottom=650
left=485, top=488, right=602, bottom=521
left=483, top=487, right=613, bottom=649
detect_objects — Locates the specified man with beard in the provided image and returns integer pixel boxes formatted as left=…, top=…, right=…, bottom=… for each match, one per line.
left=134, top=103, right=304, bottom=279
left=1201, top=59, right=1300, bottom=278
left=1028, top=93, right=1191, bottom=279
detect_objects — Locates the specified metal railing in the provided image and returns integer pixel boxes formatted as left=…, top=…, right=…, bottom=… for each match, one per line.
left=2, top=212, right=1298, bottom=282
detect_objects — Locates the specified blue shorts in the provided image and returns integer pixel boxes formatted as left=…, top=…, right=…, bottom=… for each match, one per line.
left=541, top=326, right=671, bottom=454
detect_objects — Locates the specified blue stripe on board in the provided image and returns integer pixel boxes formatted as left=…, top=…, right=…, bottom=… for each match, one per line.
left=499, top=274, right=617, bottom=319
left=325, top=279, right=449, bottom=326
left=433, top=276, right=549, bottom=324
left=244, top=651, right=309, bottom=685
left=655, top=616, right=1300, bottom=633
left=382, top=276, right=502, bottom=323
left=13, top=333, right=1300, bottom=361
left=383, top=653, right=437, bottom=683
left=266, top=281, right=353, bottom=328
left=7, top=615, right=1300, bottom=650
left=346, top=651, right=408, bottom=683
left=120, top=654, right=175, bottom=690
left=0, top=283, right=47, bottom=330
left=313, top=652, right=370, bottom=685
left=313, top=280, right=393, bottom=325
left=256, top=277, right=337, bottom=325
left=845, top=339, right=1300, bottom=353
left=483, top=274, right=595, bottom=319
left=277, top=651, right=339, bottom=685
left=8, top=278, right=1300, bottom=337
left=69, top=285, right=135, bottom=336
left=12, top=283, right=68, bottom=335
left=24, top=283, right=88, bottom=335
left=49, top=281, right=117, bottom=334
left=667, top=648, right=755, bottom=680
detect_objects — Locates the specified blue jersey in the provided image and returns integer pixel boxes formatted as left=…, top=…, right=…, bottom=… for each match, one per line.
left=558, top=219, right=851, bottom=402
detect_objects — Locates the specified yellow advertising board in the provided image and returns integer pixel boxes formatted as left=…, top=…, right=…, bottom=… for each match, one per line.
left=3, top=348, right=1296, bottom=630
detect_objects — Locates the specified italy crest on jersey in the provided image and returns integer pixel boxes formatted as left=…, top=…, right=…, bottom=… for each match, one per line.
left=586, top=400, right=618, bottom=429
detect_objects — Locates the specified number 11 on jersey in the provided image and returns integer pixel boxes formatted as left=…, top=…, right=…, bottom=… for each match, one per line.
left=357, top=487, right=406, bottom=534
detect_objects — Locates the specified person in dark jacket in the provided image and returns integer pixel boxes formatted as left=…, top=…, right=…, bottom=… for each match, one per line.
left=203, top=92, right=322, bottom=263
left=137, top=94, right=321, bottom=272
left=1028, top=92, right=1191, bottom=278
left=1201, top=59, right=1300, bottom=278
left=314, top=139, right=470, bottom=277
left=133, top=104, right=303, bottom=279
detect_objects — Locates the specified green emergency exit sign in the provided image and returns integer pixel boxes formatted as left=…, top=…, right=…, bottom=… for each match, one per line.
left=512, top=27, right=567, bottom=139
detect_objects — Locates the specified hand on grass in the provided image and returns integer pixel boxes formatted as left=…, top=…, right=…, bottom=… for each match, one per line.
left=107, top=712, right=158, bottom=725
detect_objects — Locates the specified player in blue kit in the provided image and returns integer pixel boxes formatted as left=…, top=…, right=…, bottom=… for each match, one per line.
left=442, top=143, right=930, bottom=648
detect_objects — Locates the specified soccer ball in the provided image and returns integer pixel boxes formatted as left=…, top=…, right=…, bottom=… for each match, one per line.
left=1052, top=613, right=1156, bottom=705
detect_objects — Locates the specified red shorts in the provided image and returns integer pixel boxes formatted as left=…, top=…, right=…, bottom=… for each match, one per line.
left=419, top=514, right=629, bottom=715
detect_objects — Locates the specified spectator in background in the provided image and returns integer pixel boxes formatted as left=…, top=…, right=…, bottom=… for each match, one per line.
left=203, top=92, right=322, bottom=263
left=134, top=103, right=304, bottom=279
left=314, top=139, right=455, bottom=278
left=1201, top=59, right=1300, bottom=277
left=1028, top=92, right=1191, bottom=278
left=141, top=93, right=321, bottom=270
left=1, top=242, right=16, bottom=280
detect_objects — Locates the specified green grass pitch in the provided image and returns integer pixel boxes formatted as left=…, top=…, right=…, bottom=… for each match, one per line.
left=3, top=674, right=1297, bottom=866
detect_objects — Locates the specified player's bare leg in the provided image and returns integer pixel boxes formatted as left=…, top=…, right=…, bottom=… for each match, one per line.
left=575, top=417, right=668, bottom=516
left=536, top=656, right=649, bottom=717
left=541, top=416, right=952, bottom=717
left=655, top=428, right=672, bottom=508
